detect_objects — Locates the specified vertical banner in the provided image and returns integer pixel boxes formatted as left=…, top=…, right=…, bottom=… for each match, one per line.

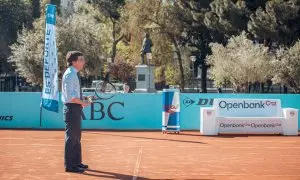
left=41, top=4, right=59, bottom=112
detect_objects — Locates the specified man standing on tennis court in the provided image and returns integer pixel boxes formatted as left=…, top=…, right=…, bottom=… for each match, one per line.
left=62, top=51, right=90, bottom=173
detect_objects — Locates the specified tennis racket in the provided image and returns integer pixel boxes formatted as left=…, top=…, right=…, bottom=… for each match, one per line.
left=86, top=80, right=116, bottom=102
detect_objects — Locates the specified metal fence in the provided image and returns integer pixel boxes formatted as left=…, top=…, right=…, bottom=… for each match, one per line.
left=0, top=73, right=295, bottom=93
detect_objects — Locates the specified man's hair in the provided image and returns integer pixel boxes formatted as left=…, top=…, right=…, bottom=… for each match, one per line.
left=66, top=51, right=84, bottom=67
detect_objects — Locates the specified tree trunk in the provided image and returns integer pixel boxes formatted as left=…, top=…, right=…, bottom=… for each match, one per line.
left=111, top=41, right=117, bottom=62
left=110, top=19, right=124, bottom=62
left=32, top=0, right=40, bottom=18
left=201, top=63, right=207, bottom=93
left=288, top=79, right=299, bottom=93
left=199, top=41, right=209, bottom=93
left=111, top=19, right=117, bottom=62
left=260, top=83, right=264, bottom=93
left=172, top=37, right=185, bottom=92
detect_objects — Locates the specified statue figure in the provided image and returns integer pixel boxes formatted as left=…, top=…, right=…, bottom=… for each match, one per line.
left=140, top=32, right=153, bottom=65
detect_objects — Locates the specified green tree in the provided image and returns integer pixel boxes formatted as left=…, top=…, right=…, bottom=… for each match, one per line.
left=123, top=0, right=190, bottom=91
left=176, top=0, right=228, bottom=92
left=207, top=32, right=274, bottom=93
left=0, top=0, right=33, bottom=73
left=248, top=0, right=300, bottom=47
left=90, top=0, right=126, bottom=62
left=9, top=2, right=109, bottom=86
left=176, top=0, right=273, bottom=92
left=273, top=41, right=300, bottom=93
left=203, top=0, right=268, bottom=38
left=204, top=0, right=250, bottom=38
left=109, top=57, right=135, bottom=83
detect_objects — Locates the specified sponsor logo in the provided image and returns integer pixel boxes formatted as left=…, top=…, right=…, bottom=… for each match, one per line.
left=290, top=111, right=295, bottom=117
left=183, top=98, right=278, bottom=109
left=197, top=98, right=214, bottom=106
left=183, top=97, right=213, bottom=108
left=183, top=97, right=195, bottom=107
left=164, top=105, right=179, bottom=114
left=220, top=122, right=281, bottom=128
left=218, top=100, right=277, bottom=110
left=265, top=100, right=277, bottom=106
left=81, top=101, right=125, bottom=121
left=207, top=111, right=212, bottom=116
left=0, top=115, right=13, bottom=121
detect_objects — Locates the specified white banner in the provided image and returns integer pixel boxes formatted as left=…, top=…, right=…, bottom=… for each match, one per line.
left=214, top=99, right=281, bottom=117
left=218, top=117, right=283, bottom=133
left=41, top=4, right=58, bottom=112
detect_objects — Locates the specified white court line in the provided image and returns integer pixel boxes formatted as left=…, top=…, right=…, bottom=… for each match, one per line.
left=3, top=144, right=63, bottom=146
left=0, top=138, right=64, bottom=140
left=132, top=147, right=143, bottom=180
left=0, top=137, right=298, bottom=143
left=221, top=146, right=300, bottom=149
left=2, top=144, right=138, bottom=147
left=0, top=137, right=25, bottom=140
left=190, top=174, right=300, bottom=176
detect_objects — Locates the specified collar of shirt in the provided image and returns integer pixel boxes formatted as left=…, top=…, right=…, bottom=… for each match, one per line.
left=70, top=66, right=78, bottom=73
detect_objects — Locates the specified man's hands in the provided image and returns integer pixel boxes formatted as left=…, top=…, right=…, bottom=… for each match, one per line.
left=83, top=95, right=95, bottom=103
left=71, top=97, right=91, bottom=108
left=81, top=95, right=97, bottom=108
left=81, top=101, right=90, bottom=108
left=82, top=96, right=93, bottom=108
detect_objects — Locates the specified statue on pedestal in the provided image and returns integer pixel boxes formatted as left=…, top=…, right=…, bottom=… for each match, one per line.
left=140, top=32, right=153, bottom=65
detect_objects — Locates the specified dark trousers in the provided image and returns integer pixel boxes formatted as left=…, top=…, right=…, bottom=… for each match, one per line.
left=64, top=103, right=82, bottom=168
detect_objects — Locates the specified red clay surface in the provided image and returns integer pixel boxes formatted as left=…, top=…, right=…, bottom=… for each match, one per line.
left=0, top=130, right=300, bottom=180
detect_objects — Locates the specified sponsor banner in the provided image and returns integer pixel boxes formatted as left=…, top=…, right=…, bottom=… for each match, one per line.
left=0, top=93, right=299, bottom=130
left=180, top=94, right=300, bottom=130
left=0, top=93, right=41, bottom=128
left=214, top=99, right=281, bottom=117
left=41, top=4, right=59, bottom=112
left=218, top=118, right=283, bottom=133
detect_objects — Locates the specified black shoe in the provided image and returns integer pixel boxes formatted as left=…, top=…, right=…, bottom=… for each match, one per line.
left=77, top=163, right=88, bottom=169
left=65, top=167, right=85, bottom=173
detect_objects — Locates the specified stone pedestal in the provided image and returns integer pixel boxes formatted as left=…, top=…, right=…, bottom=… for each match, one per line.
left=134, top=65, right=156, bottom=93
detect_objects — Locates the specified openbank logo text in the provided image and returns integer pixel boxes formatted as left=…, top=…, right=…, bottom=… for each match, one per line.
left=218, top=100, right=277, bottom=110
left=220, top=122, right=281, bottom=128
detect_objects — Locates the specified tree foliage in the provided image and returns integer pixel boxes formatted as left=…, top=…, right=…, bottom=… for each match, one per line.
left=272, top=40, right=300, bottom=93
left=90, top=0, right=126, bottom=61
left=109, top=57, right=135, bottom=83
left=121, top=0, right=191, bottom=91
left=207, top=32, right=274, bottom=92
left=204, top=0, right=250, bottom=37
left=4, top=0, right=300, bottom=93
left=0, top=0, right=33, bottom=73
left=9, top=2, right=109, bottom=85
left=248, top=0, right=300, bottom=47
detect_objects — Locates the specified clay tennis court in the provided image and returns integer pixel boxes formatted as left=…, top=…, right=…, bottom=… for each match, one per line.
left=0, top=130, right=299, bottom=180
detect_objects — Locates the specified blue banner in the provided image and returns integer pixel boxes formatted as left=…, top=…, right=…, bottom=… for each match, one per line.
left=41, top=5, right=59, bottom=112
left=1, top=93, right=299, bottom=130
